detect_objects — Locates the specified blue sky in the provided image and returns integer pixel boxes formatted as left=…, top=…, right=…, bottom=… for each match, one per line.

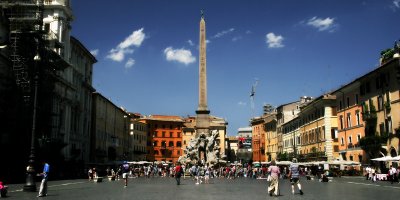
left=71, top=0, right=400, bottom=136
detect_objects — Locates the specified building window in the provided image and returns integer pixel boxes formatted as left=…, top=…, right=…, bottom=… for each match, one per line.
left=347, top=97, right=350, bottom=108
left=378, top=96, right=384, bottom=110
left=347, top=113, right=351, bottom=128
left=387, top=117, right=393, bottom=134
left=339, top=101, right=343, bottom=110
left=340, top=116, right=344, bottom=130
left=177, top=132, right=181, bottom=138
left=341, top=137, right=344, bottom=145
left=357, top=134, right=361, bottom=142
left=177, top=141, right=182, bottom=147
left=356, top=110, right=360, bottom=126
left=183, top=140, right=186, bottom=145
left=162, top=131, right=165, bottom=137
left=153, top=132, right=157, bottom=137
left=348, top=136, right=352, bottom=144
left=355, top=94, right=359, bottom=104
left=170, top=132, right=173, bottom=137
left=169, top=141, right=174, bottom=147
left=366, top=81, right=371, bottom=93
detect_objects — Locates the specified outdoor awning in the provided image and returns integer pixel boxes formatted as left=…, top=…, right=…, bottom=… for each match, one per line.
left=371, top=156, right=400, bottom=162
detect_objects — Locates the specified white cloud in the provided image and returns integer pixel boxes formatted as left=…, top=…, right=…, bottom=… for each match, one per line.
left=187, top=40, right=195, bottom=46
left=246, top=30, right=252, bottom=34
left=118, top=28, right=145, bottom=49
left=232, top=36, right=242, bottom=42
left=212, top=28, right=235, bottom=38
left=266, top=32, right=284, bottom=48
left=90, top=49, right=99, bottom=56
left=307, top=17, right=336, bottom=32
left=125, top=58, right=135, bottom=69
left=106, top=28, right=145, bottom=62
left=394, top=0, right=400, bottom=8
left=107, top=48, right=134, bottom=62
left=206, top=40, right=211, bottom=44
left=164, top=47, right=196, bottom=65
left=238, top=101, right=247, bottom=106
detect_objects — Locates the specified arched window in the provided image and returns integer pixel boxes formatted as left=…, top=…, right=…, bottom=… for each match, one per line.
left=177, top=141, right=182, bottom=147
left=169, top=141, right=174, bottom=147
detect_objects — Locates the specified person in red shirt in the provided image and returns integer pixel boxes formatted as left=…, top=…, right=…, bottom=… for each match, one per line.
left=175, top=163, right=183, bottom=185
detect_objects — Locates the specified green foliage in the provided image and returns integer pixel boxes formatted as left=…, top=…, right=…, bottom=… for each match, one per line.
left=277, top=152, right=289, bottom=161
left=380, top=48, right=395, bottom=64
left=359, top=135, right=386, bottom=157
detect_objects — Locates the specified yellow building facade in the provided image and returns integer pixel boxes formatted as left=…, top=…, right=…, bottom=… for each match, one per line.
left=298, top=94, right=339, bottom=162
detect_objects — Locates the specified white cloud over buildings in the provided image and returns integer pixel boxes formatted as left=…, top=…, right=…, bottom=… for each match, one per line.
left=106, top=28, right=145, bottom=62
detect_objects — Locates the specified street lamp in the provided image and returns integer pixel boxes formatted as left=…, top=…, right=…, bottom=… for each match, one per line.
left=23, top=51, right=41, bottom=192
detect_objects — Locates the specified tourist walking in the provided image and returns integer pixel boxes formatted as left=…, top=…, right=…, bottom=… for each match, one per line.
left=122, top=161, right=130, bottom=187
left=175, top=163, right=183, bottom=185
left=204, top=167, right=210, bottom=184
left=267, top=160, right=280, bottom=196
left=37, top=161, right=50, bottom=197
left=0, top=181, right=8, bottom=197
left=88, top=168, right=93, bottom=181
left=288, top=158, right=304, bottom=195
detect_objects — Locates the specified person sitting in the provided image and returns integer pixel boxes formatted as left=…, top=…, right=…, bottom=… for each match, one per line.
left=0, top=181, right=8, bottom=197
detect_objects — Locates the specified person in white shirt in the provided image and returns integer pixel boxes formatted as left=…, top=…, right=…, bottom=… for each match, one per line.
left=371, top=168, right=376, bottom=182
left=365, top=166, right=371, bottom=180
left=389, top=165, right=397, bottom=184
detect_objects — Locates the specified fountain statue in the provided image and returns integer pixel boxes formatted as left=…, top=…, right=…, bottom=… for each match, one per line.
left=178, top=130, right=222, bottom=166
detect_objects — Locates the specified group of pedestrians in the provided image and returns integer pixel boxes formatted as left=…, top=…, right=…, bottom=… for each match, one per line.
left=267, top=158, right=304, bottom=197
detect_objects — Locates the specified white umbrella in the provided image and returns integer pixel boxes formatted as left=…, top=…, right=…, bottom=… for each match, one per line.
left=371, top=156, right=394, bottom=161
left=327, top=160, right=360, bottom=165
left=276, top=161, right=292, bottom=165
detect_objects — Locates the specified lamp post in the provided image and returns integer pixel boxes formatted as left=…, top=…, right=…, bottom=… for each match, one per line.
left=23, top=52, right=41, bottom=192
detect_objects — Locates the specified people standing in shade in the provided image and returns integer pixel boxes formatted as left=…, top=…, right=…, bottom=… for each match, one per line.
left=174, top=163, right=183, bottom=185
left=288, top=158, right=304, bottom=195
left=37, top=161, right=50, bottom=197
left=267, top=160, right=280, bottom=197
left=122, top=161, right=130, bottom=187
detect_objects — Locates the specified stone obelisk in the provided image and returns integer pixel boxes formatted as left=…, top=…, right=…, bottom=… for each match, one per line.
left=195, top=11, right=210, bottom=137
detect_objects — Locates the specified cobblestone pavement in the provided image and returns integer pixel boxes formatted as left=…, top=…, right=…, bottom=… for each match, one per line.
left=4, top=176, right=400, bottom=200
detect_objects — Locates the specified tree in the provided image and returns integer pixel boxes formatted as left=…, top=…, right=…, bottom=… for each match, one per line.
left=359, top=135, right=386, bottom=159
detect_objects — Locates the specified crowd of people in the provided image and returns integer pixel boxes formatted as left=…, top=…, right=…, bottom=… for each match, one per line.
left=365, top=165, right=400, bottom=183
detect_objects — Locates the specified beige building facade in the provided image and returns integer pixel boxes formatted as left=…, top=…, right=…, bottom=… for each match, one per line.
left=357, top=58, right=400, bottom=159
left=298, top=94, right=339, bottom=162
left=90, top=92, right=132, bottom=164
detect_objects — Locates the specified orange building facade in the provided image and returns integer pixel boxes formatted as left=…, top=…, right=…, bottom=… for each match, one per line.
left=141, top=115, right=184, bottom=163
left=332, top=85, right=366, bottom=163
left=251, top=117, right=266, bottom=162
